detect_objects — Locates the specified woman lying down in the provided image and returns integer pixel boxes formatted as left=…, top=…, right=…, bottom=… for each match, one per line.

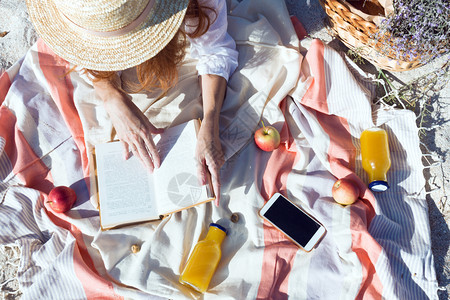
left=25, top=0, right=239, bottom=205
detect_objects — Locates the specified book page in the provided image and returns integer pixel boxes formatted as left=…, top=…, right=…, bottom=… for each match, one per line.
left=154, top=121, right=212, bottom=214
left=96, top=141, right=159, bottom=229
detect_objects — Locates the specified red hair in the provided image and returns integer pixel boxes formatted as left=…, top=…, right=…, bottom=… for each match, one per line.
left=85, top=0, right=215, bottom=92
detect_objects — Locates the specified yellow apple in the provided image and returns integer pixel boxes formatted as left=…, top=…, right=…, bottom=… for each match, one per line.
left=332, top=179, right=359, bottom=205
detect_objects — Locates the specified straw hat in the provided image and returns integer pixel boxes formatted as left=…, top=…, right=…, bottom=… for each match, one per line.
left=26, top=0, right=190, bottom=71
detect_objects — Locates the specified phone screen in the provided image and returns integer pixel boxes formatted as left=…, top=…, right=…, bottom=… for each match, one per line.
left=263, top=195, right=321, bottom=247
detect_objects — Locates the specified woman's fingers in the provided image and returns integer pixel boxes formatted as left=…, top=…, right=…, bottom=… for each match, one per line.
left=195, top=121, right=225, bottom=206
left=142, top=135, right=160, bottom=169
left=121, top=130, right=160, bottom=172
left=123, top=135, right=159, bottom=172
left=197, top=158, right=221, bottom=206
left=98, top=83, right=163, bottom=172
left=123, top=142, right=132, bottom=160
left=208, top=162, right=221, bottom=207
left=196, top=145, right=224, bottom=206
left=143, top=123, right=162, bottom=169
left=197, top=159, right=208, bottom=186
left=118, top=114, right=162, bottom=171
left=134, top=139, right=155, bottom=172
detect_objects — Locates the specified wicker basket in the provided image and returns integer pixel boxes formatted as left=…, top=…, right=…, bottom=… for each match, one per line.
left=318, top=0, right=424, bottom=72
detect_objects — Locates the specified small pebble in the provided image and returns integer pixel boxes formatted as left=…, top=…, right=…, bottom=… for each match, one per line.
left=131, top=244, right=140, bottom=253
left=230, top=213, right=239, bottom=223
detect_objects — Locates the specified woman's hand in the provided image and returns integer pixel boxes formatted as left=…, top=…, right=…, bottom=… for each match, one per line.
left=93, top=77, right=162, bottom=171
left=196, top=118, right=225, bottom=206
left=198, top=74, right=227, bottom=206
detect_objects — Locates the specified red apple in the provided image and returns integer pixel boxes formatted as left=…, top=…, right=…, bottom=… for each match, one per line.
left=254, top=125, right=281, bottom=152
left=332, top=179, right=359, bottom=205
left=47, top=186, right=77, bottom=213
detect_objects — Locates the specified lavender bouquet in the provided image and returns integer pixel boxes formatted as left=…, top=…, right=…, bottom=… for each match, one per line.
left=372, top=0, right=450, bottom=64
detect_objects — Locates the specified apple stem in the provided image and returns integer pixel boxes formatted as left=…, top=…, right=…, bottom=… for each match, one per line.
left=261, top=120, right=266, bottom=130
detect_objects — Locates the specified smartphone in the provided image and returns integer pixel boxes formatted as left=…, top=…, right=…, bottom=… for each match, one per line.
left=259, top=193, right=326, bottom=252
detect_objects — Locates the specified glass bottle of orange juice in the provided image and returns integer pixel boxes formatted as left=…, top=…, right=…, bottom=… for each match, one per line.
left=360, top=127, right=391, bottom=192
left=179, top=223, right=227, bottom=293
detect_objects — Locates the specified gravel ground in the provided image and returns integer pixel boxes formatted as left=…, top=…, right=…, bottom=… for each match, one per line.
left=1, top=1, right=448, bottom=299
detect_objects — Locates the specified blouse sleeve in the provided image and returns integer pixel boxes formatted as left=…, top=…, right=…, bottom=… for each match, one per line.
left=185, top=0, right=239, bottom=81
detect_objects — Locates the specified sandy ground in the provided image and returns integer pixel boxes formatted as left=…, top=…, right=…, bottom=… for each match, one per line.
left=0, top=0, right=448, bottom=299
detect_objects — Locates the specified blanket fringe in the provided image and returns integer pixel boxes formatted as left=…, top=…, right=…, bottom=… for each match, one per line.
left=0, top=245, right=21, bottom=299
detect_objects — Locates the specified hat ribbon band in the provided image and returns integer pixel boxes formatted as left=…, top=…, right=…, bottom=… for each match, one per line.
left=60, top=0, right=156, bottom=38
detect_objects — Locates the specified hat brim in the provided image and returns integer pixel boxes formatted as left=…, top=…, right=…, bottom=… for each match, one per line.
left=26, top=0, right=189, bottom=71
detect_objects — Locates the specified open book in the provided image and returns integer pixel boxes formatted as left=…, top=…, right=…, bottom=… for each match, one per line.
left=95, top=120, right=214, bottom=230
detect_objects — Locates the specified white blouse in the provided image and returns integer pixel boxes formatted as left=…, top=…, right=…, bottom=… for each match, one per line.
left=185, top=0, right=239, bottom=82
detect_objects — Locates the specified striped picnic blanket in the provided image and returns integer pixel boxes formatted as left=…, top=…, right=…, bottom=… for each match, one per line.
left=0, top=0, right=438, bottom=299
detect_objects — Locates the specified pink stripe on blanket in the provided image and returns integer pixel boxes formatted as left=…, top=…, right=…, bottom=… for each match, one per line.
left=0, top=70, right=11, bottom=105
left=316, top=111, right=383, bottom=299
left=0, top=106, right=53, bottom=192
left=301, top=39, right=328, bottom=114
left=302, top=40, right=383, bottom=299
left=45, top=203, right=123, bottom=299
left=36, top=40, right=122, bottom=299
left=36, top=39, right=90, bottom=180
left=257, top=99, right=302, bottom=299
left=0, top=105, right=119, bottom=299
left=73, top=245, right=123, bottom=299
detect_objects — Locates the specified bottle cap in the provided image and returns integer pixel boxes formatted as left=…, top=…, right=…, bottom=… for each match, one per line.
left=369, top=181, right=389, bottom=192
left=209, top=223, right=227, bottom=235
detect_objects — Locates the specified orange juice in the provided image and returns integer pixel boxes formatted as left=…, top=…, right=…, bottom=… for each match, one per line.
left=360, top=127, right=391, bottom=192
left=179, top=223, right=227, bottom=293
